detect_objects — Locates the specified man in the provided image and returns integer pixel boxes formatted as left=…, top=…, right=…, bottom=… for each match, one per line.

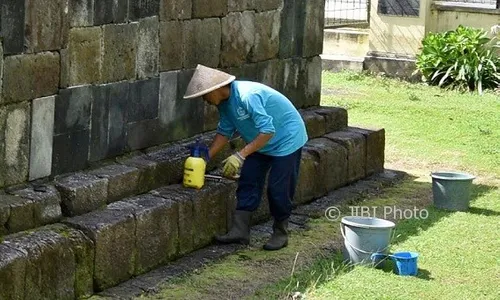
left=183, top=64, right=308, bottom=251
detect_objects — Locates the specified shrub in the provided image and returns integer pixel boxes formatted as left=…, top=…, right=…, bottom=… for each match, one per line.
left=415, top=25, right=500, bottom=94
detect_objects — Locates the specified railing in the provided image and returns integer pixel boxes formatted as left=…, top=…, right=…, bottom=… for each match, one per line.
left=324, top=0, right=370, bottom=28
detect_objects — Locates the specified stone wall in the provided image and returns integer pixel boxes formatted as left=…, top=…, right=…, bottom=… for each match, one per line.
left=0, top=0, right=325, bottom=189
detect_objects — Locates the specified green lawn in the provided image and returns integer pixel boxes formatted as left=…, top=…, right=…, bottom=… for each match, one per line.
left=268, top=71, right=500, bottom=300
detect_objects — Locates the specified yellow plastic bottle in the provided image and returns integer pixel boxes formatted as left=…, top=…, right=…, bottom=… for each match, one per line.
left=183, top=141, right=209, bottom=189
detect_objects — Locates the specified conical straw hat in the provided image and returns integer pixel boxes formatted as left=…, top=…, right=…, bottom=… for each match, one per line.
left=183, top=64, right=236, bottom=99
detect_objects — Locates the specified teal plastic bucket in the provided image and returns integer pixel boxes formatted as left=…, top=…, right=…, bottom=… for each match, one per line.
left=371, top=251, right=419, bottom=276
left=431, top=171, right=475, bottom=212
left=341, top=216, right=396, bottom=265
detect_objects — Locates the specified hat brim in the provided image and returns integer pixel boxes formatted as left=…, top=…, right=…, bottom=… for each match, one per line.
left=183, top=76, right=236, bottom=99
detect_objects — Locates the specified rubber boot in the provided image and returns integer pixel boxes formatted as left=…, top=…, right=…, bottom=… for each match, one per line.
left=263, top=219, right=289, bottom=251
left=215, top=210, right=251, bottom=245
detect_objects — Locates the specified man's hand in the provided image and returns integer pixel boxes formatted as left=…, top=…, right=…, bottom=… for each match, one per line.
left=222, top=152, right=245, bottom=178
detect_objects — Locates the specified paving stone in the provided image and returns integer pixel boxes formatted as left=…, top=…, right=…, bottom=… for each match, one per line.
left=51, top=130, right=90, bottom=176
left=67, top=27, right=102, bottom=86
left=127, top=118, right=163, bottom=151
left=137, top=17, right=159, bottom=79
left=24, top=0, right=69, bottom=52
left=89, top=164, right=141, bottom=203
left=68, top=0, right=94, bottom=27
left=102, top=23, right=139, bottom=83
left=54, top=85, right=93, bottom=135
left=0, top=193, right=36, bottom=234
left=251, top=10, right=280, bottom=62
left=94, top=0, right=128, bottom=25
left=64, top=203, right=136, bottom=291
left=314, top=106, right=348, bottom=133
left=192, top=0, right=227, bottom=18
left=1, top=52, right=60, bottom=104
left=159, top=20, right=183, bottom=71
left=325, top=130, right=367, bottom=184
left=0, top=0, right=26, bottom=54
left=129, top=0, right=160, bottom=21
left=302, top=0, right=325, bottom=57
left=30, top=96, right=55, bottom=181
left=301, top=109, right=326, bottom=139
left=182, top=18, right=221, bottom=69
left=117, top=154, right=159, bottom=194
left=128, top=77, right=160, bottom=123
left=221, top=11, right=255, bottom=67
left=348, top=127, right=386, bottom=175
left=0, top=102, right=31, bottom=187
left=0, top=244, right=27, bottom=299
left=55, top=172, right=108, bottom=217
left=160, top=0, right=191, bottom=20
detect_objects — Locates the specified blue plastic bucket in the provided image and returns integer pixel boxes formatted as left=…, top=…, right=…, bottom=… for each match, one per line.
left=392, top=251, right=419, bottom=276
left=431, top=171, right=475, bottom=211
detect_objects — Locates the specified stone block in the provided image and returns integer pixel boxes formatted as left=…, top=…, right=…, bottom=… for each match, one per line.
left=281, top=58, right=302, bottom=107
left=0, top=102, right=30, bottom=186
left=90, top=86, right=110, bottom=162
left=203, top=101, right=219, bottom=132
left=64, top=204, right=136, bottom=291
left=128, top=78, right=160, bottom=123
left=9, top=185, right=62, bottom=229
left=94, top=0, right=128, bottom=25
left=30, top=96, right=55, bottom=181
left=69, top=0, right=94, bottom=27
left=144, top=142, right=190, bottom=186
left=325, top=131, right=367, bottom=184
left=254, top=0, right=282, bottom=12
left=55, top=173, right=108, bottom=217
left=52, top=130, right=90, bottom=176
left=257, top=59, right=285, bottom=92
left=228, top=0, right=253, bottom=12
left=302, top=0, right=325, bottom=57
left=102, top=23, right=139, bottom=83
left=127, top=118, right=162, bottom=151
left=220, top=11, right=255, bottom=67
left=117, top=154, right=159, bottom=194
left=1, top=224, right=94, bottom=299
left=294, top=149, right=321, bottom=205
left=89, top=164, right=141, bottom=203
left=314, top=106, right=348, bottom=133
left=0, top=244, right=27, bottom=300
left=301, top=109, right=326, bottom=139
left=0, top=41, right=3, bottom=103
left=125, top=194, right=179, bottom=273
left=159, top=20, right=183, bottom=71
left=278, top=0, right=300, bottom=59
left=182, top=19, right=221, bottom=69
left=0, top=193, right=36, bottom=234
left=54, top=85, right=92, bottom=135
left=137, top=17, right=159, bottom=79
left=25, top=0, right=69, bottom=52
left=192, top=0, right=227, bottom=18
left=129, top=0, right=160, bottom=21
left=1, top=0, right=26, bottom=54
left=160, top=0, right=191, bottom=20
left=296, top=56, right=322, bottom=108
left=67, top=27, right=102, bottom=86
left=251, top=10, right=280, bottom=62
left=348, top=127, right=385, bottom=175
left=1, top=52, right=60, bottom=104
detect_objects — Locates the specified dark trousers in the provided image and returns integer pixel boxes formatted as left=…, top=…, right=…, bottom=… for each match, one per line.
left=236, top=148, right=303, bottom=221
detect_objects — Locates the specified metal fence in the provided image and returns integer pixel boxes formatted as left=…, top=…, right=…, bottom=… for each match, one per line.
left=435, top=0, right=499, bottom=9
left=324, top=0, right=370, bottom=28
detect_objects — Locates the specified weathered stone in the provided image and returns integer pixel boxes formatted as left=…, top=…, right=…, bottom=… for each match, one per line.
left=0, top=102, right=30, bottom=186
left=203, top=101, right=219, bottom=132
left=0, top=244, right=27, bottom=299
left=128, top=77, right=160, bottom=122
left=117, top=154, right=159, bottom=194
left=145, top=144, right=189, bottom=186
left=125, top=194, right=179, bottom=273
left=0, top=41, right=3, bottom=103
left=251, top=10, right=280, bottom=62
left=314, top=106, right=348, bottom=133
left=52, top=130, right=90, bottom=175
left=0, top=193, right=36, bottom=234
left=294, top=149, right=322, bottom=205
left=226, top=62, right=260, bottom=82
left=228, top=0, right=253, bottom=12
left=257, top=59, right=285, bottom=92
left=159, top=20, right=183, bottom=71
left=55, top=85, right=93, bottom=135
left=1, top=0, right=26, bottom=54
left=127, top=118, right=162, bottom=151
left=89, top=164, right=141, bottom=203
left=55, top=173, right=108, bottom=217
left=137, top=17, right=159, bottom=79
left=221, top=11, right=255, bottom=67
left=302, top=0, right=325, bottom=57
left=279, top=0, right=300, bottom=59
left=325, top=131, right=367, bottom=184
left=69, top=0, right=94, bottom=27
left=297, top=56, right=322, bottom=108
left=129, top=0, right=160, bottom=21
left=1, top=52, right=60, bottom=104
left=94, top=0, right=128, bottom=25
left=281, top=58, right=302, bottom=107
left=348, top=127, right=386, bottom=175
left=30, top=96, right=55, bottom=181
left=90, top=86, right=110, bottom=162
left=102, top=23, right=139, bottom=83
left=301, top=109, right=326, bottom=139
left=25, top=0, right=69, bottom=52
left=160, top=0, right=191, bottom=20
left=64, top=202, right=135, bottom=291
left=9, top=185, right=62, bottom=228
left=182, top=18, right=221, bottom=69
left=192, top=0, right=227, bottom=18
left=67, top=27, right=102, bottom=86
left=60, top=48, right=69, bottom=88
left=254, top=0, right=282, bottom=12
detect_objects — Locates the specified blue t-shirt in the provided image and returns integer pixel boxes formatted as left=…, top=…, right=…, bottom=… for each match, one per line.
left=216, top=81, right=308, bottom=156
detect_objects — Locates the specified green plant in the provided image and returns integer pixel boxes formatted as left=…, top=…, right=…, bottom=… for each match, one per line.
left=415, top=25, right=500, bottom=94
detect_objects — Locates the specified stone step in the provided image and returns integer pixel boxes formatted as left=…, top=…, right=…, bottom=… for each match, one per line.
left=0, top=106, right=348, bottom=236
left=322, top=28, right=369, bottom=58
left=0, top=122, right=385, bottom=298
left=321, top=54, right=365, bottom=73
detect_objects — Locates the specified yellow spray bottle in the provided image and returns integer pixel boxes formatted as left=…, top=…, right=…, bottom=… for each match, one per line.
left=183, top=139, right=209, bottom=189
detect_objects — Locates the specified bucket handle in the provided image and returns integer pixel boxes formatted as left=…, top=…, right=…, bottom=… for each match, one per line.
left=340, top=223, right=396, bottom=255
